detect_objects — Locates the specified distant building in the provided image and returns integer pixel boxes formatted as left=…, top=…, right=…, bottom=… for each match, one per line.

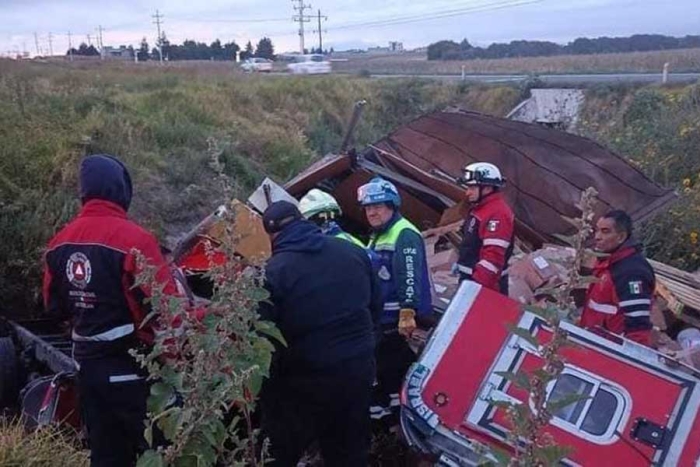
left=101, top=46, right=134, bottom=60
left=388, top=41, right=404, bottom=52
left=367, top=42, right=404, bottom=54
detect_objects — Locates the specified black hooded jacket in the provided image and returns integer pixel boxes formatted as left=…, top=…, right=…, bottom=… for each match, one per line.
left=43, top=155, right=176, bottom=362
left=261, top=220, right=381, bottom=374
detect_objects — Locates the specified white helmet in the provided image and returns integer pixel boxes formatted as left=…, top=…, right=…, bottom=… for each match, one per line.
left=460, top=162, right=505, bottom=188
left=299, top=189, right=342, bottom=220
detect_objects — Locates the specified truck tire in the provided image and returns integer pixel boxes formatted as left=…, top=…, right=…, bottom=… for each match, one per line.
left=0, top=336, right=19, bottom=408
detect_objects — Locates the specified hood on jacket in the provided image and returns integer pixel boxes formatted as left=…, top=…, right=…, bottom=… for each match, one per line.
left=80, top=154, right=133, bottom=211
left=272, top=220, right=324, bottom=254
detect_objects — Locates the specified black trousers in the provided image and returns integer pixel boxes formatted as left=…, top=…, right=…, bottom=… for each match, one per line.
left=374, top=331, right=416, bottom=410
left=78, top=357, right=148, bottom=467
left=261, top=355, right=374, bottom=467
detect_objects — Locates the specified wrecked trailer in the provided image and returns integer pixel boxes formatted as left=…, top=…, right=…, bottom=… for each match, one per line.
left=284, top=108, right=675, bottom=247
left=278, top=108, right=695, bottom=465
left=282, top=107, right=677, bottom=309
left=0, top=318, right=80, bottom=430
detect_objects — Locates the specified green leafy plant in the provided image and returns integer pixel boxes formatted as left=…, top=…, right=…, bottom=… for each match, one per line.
left=487, top=187, right=599, bottom=466
left=133, top=160, right=283, bottom=466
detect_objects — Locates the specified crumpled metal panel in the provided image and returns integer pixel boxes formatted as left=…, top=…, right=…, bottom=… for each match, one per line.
left=370, top=109, right=676, bottom=240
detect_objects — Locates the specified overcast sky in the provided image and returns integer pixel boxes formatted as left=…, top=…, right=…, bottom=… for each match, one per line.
left=1, top=0, right=699, bottom=56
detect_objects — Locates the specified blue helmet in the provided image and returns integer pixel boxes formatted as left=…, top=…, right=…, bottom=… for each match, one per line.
left=357, top=177, right=401, bottom=208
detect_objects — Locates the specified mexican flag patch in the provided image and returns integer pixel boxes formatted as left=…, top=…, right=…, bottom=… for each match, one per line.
left=628, top=281, right=642, bottom=295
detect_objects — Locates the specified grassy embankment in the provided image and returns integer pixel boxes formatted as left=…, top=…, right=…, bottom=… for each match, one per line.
left=0, top=59, right=520, bottom=314
left=1, top=58, right=699, bottom=317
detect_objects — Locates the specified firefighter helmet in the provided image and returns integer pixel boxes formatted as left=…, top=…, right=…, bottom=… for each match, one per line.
left=459, top=162, right=505, bottom=188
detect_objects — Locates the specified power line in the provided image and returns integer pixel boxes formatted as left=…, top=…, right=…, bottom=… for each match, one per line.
left=329, top=0, right=542, bottom=31
left=168, top=16, right=290, bottom=23
left=152, top=9, right=164, bottom=62
left=292, top=0, right=312, bottom=54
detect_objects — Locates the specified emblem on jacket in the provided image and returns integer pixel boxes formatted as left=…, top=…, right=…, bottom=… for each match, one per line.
left=628, top=281, right=642, bottom=295
left=467, top=217, right=477, bottom=234
left=66, top=252, right=92, bottom=289
left=487, top=220, right=500, bottom=232
left=378, top=265, right=391, bottom=281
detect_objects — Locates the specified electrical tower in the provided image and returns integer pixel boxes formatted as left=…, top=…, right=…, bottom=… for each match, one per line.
left=292, top=0, right=312, bottom=54
left=34, top=32, right=40, bottom=56
left=96, top=25, right=104, bottom=58
left=67, top=31, right=73, bottom=61
left=152, top=10, right=164, bottom=63
left=312, top=9, right=327, bottom=53
left=48, top=32, right=53, bottom=56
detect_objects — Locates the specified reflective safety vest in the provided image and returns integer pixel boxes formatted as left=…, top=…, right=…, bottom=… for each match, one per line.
left=325, top=222, right=365, bottom=248
left=334, top=231, right=365, bottom=248
left=368, top=216, right=432, bottom=324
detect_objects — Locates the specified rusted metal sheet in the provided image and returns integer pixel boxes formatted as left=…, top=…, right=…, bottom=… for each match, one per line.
left=285, top=154, right=352, bottom=196
left=368, top=108, right=676, bottom=242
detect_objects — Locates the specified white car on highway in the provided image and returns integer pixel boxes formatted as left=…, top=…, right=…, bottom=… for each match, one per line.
left=287, top=54, right=331, bottom=75
left=240, top=58, right=273, bottom=73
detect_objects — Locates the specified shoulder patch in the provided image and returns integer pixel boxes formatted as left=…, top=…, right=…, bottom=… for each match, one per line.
left=628, top=280, right=642, bottom=295
left=487, top=219, right=500, bottom=232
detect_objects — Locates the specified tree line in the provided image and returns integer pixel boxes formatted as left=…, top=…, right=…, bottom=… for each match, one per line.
left=427, top=34, right=700, bottom=61
left=67, top=36, right=276, bottom=61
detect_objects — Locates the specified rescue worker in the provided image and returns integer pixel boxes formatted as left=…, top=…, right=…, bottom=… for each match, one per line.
left=259, top=201, right=380, bottom=467
left=43, top=154, right=178, bottom=467
left=357, top=177, right=432, bottom=419
left=455, top=162, right=514, bottom=295
left=298, top=188, right=364, bottom=247
left=580, top=210, right=654, bottom=346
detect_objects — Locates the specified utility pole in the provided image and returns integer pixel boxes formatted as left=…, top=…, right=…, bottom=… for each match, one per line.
left=312, top=9, right=327, bottom=54
left=67, top=31, right=73, bottom=61
left=34, top=32, right=41, bottom=56
left=292, top=0, right=312, bottom=55
left=87, top=33, right=92, bottom=46
left=48, top=32, right=54, bottom=56
left=152, top=9, right=164, bottom=63
left=96, top=25, right=104, bottom=58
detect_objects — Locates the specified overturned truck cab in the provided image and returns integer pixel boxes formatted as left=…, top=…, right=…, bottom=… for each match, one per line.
left=400, top=282, right=700, bottom=466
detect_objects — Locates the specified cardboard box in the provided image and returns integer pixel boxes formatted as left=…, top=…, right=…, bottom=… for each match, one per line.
left=509, top=277, right=534, bottom=304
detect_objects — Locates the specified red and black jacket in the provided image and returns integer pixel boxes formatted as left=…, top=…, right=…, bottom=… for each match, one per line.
left=43, top=199, right=177, bottom=362
left=457, top=192, right=515, bottom=293
left=580, top=240, right=654, bottom=346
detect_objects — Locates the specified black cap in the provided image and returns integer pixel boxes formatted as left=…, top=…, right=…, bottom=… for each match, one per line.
left=263, top=201, right=303, bottom=234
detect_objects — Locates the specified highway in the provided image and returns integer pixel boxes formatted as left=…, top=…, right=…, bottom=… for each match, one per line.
left=369, top=72, right=700, bottom=84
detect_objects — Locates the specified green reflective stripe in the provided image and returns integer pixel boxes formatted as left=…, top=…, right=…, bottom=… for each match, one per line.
left=370, top=217, right=420, bottom=250
left=335, top=232, right=365, bottom=247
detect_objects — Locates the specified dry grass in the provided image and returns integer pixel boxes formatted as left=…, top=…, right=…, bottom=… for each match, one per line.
left=0, top=419, right=88, bottom=466
left=332, top=48, right=700, bottom=75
